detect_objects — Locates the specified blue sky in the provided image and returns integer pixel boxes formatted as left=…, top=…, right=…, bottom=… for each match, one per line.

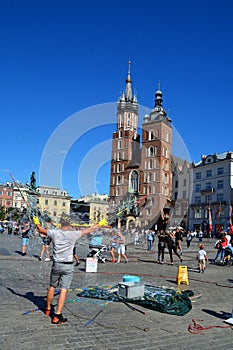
left=1, top=0, right=233, bottom=198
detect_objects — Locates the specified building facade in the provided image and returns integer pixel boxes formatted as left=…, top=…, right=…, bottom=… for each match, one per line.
left=109, top=62, right=173, bottom=229
left=70, top=193, right=108, bottom=225
left=189, top=152, right=233, bottom=234
left=36, top=186, right=71, bottom=224
left=170, top=157, right=192, bottom=230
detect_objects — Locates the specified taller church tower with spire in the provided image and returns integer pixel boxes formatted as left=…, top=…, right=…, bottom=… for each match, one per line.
left=109, top=63, right=172, bottom=229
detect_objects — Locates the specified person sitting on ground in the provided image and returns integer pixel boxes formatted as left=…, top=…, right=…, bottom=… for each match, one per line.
left=33, top=214, right=107, bottom=325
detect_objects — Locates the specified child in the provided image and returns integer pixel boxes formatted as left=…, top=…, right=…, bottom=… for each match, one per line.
left=196, top=244, right=208, bottom=273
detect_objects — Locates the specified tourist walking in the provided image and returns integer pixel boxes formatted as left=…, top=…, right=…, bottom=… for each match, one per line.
left=146, top=230, right=154, bottom=251
left=165, top=231, right=182, bottom=265
left=116, top=231, right=128, bottom=263
left=21, top=221, right=33, bottom=256
left=157, top=230, right=166, bottom=264
left=39, top=236, right=51, bottom=261
left=175, top=227, right=183, bottom=255
left=186, top=230, right=192, bottom=248
left=109, top=229, right=118, bottom=263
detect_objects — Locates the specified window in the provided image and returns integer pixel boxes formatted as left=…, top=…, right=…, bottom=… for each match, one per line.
left=195, top=196, right=201, bottom=204
left=174, top=192, right=178, bottom=200
left=148, top=147, right=154, bottom=156
left=182, top=191, right=186, bottom=199
left=127, top=113, right=130, bottom=127
left=206, top=182, right=212, bottom=190
left=149, top=130, right=154, bottom=140
left=165, top=131, right=169, bottom=142
left=217, top=167, right=224, bottom=175
left=217, top=193, right=224, bottom=201
left=175, top=180, right=178, bottom=188
left=183, top=179, right=187, bottom=187
left=130, top=170, right=139, bottom=192
left=118, top=140, right=121, bottom=149
left=205, top=195, right=212, bottom=202
left=45, top=199, right=48, bottom=205
left=194, top=209, right=202, bottom=219
left=217, top=180, right=224, bottom=189
left=119, top=115, right=122, bottom=127
left=196, top=172, right=201, bottom=180
left=62, top=202, right=66, bottom=207
left=206, top=170, right=212, bottom=178
left=54, top=200, right=57, bottom=206
left=53, top=211, right=57, bottom=217
left=195, top=184, right=201, bottom=192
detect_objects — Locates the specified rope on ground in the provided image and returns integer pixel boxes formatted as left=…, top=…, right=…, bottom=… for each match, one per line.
left=188, top=318, right=233, bottom=334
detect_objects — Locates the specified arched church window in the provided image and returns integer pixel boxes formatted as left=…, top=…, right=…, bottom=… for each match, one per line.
left=130, top=170, right=139, bottom=192
left=149, top=147, right=154, bottom=157
left=149, top=130, right=155, bottom=140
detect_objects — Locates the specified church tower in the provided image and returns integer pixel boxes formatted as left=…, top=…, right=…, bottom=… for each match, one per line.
left=141, top=85, right=172, bottom=227
left=109, top=61, right=140, bottom=209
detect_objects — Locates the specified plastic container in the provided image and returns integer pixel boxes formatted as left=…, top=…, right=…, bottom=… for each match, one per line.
left=123, top=275, right=140, bottom=283
left=118, top=282, right=145, bottom=299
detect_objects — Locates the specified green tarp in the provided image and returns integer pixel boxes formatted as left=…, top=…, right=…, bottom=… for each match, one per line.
left=77, top=284, right=193, bottom=316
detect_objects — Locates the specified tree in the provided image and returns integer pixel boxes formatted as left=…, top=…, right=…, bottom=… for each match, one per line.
left=0, top=206, right=6, bottom=221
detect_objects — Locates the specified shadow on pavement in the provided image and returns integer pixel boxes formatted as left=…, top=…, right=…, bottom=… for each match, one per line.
left=202, top=308, right=231, bottom=320
left=7, top=287, right=47, bottom=313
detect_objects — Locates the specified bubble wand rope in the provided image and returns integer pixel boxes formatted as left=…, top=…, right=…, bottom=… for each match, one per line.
left=10, top=173, right=51, bottom=224
left=85, top=300, right=111, bottom=327
left=10, top=173, right=33, bottom=213
left=107, top=194, right=149, bottom=225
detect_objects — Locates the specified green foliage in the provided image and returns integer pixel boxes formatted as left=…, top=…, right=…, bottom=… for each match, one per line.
left=0, top=206, right=6, bottom=221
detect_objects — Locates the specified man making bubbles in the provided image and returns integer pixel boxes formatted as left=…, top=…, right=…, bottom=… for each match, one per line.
left=33, top=214, right=107, bottom=324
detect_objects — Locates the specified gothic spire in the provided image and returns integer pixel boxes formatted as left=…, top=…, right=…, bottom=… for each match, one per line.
left=125, top=60, right=132, bottom=101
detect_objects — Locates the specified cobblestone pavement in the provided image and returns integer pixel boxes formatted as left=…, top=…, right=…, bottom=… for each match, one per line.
left=1, top=233, right=233, bottom=350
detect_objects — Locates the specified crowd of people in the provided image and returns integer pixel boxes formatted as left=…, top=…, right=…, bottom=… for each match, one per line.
left=2, top=215, right=233, bottom=325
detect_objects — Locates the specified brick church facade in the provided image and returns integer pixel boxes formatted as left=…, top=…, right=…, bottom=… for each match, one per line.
left=109, top=62, right=173, bottom=230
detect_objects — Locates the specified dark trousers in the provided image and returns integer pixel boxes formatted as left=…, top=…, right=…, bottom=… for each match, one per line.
left=158, top=244, right=165, bottom=261
left=168, top=245, right=181, bottom=263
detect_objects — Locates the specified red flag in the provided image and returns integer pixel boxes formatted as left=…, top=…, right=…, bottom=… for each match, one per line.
left=229, top=205, right=232, bottom=225
left=208, top=208, right=212, bottom=235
